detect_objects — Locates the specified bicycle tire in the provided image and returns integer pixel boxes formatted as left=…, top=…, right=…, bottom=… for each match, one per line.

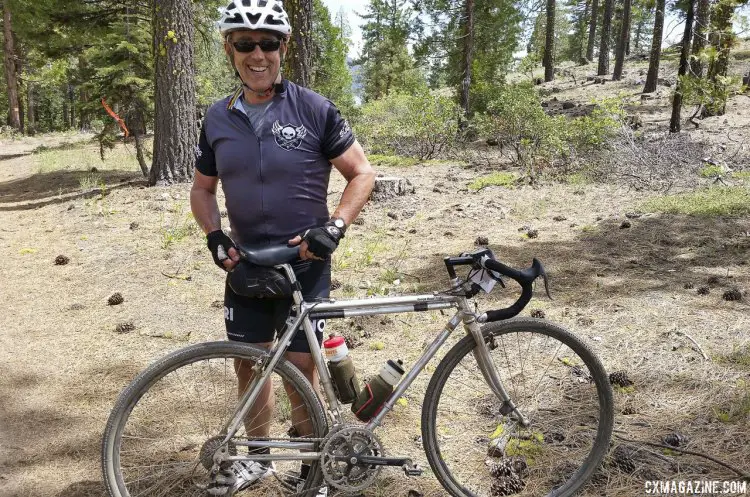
left=422, top=318, right=614, bottom=497
left=102, top=341, right=328, bottom=497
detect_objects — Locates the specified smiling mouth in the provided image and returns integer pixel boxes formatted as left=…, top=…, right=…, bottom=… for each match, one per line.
left=249, top=67, right=268, bottom=73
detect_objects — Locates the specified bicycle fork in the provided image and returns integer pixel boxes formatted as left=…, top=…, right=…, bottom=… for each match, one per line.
left=458, top=298, right=531, bottom=428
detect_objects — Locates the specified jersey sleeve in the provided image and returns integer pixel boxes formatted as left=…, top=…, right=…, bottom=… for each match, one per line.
left=195, top=123, right=217, bottom=176
left=321, top=103, right=356, bottom=160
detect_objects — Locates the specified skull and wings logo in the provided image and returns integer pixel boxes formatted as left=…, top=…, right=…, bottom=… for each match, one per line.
left=272, top=120, right=307, bottom=151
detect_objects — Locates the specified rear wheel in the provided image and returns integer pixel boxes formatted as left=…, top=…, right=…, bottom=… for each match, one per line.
left=102, top=341, right=328, bottom=497
left=422, top=318, right=613, bottom=497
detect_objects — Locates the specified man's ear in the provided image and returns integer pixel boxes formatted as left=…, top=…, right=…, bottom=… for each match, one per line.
left=223, top=35, right=232, bottom=56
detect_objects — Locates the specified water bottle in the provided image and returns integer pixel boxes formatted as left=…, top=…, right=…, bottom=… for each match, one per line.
left=323, top=336, right=360, bottom=404
left=352, top=359, right=405, bottom=422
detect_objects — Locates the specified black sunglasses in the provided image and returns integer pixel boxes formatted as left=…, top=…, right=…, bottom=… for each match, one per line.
left=232, top=39, right=281, bottom=53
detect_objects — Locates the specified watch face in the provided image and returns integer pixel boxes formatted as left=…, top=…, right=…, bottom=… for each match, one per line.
left=333, top=218, right=345, bottom=229
left=327, top=226, right=341, bottom=237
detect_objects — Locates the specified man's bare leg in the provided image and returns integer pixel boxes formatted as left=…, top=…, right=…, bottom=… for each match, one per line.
left=234, top=341, right=274, bottom=438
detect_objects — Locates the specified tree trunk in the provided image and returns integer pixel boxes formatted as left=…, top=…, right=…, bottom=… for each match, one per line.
left=689, top=0, right=710, bottom=76
left=643, top=0, right=665, bottom=93
left=3, top=1, right=21, bottom=130
left=613, top=0, right=632, bottom=80
left=26, top=82, right=34, bottom=131
left=543, top=0, right=555, bottom=81
left=706, top=0, right=734, bottom=84
left=62, top=85, right=70, bottom=129
left=459, top=0, right=475, bottom=117
left=134, top=132, right=150, bottom=178
left=578, top=0, right=591, bottom=63
left=150, top=0, right=197, bottom=186
left=703, top=0, right=738, bottom=116
left=597, top=0, right=615, bottom=75
left=669, top=0, right=695, bottom=132
left=586, top=0, right=600, bottom=61
left=284, top=0, right=314, bottom=87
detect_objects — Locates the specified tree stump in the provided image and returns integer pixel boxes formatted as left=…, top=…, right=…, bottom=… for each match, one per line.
left=370, top=176, right=415, bottom=201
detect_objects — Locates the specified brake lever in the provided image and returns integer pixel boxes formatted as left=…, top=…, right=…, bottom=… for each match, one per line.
left=534, top=258, right=552, bottom=299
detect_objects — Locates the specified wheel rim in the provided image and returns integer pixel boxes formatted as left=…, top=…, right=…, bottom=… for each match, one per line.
left=110, top=350, right=325, bottom=497
left=428, top=326, right=611, bottom=497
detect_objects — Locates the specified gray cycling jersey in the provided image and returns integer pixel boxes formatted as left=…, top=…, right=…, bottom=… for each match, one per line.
left=196, top=80, right=355, bottom=246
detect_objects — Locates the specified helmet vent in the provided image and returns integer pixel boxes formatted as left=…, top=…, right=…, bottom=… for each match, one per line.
left=258, top=0, right=268, bottom=7
left=272, top=4, right=283, bottom=12
left=226, top=13, right=244, bottom=24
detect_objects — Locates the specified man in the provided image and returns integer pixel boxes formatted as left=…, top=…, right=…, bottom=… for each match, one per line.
left=190, top=0, right=375, bottom=494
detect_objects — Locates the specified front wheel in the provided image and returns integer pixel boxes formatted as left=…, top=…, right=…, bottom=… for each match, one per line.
left=422, top=318, right=614, bottom=497
left=102, top=341, right=328, bottom=497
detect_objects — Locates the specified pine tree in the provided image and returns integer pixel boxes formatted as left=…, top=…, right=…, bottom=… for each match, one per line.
left=357, top=0, right=421, bottom=102
left=689, top=0, right=711, bottom=76
left=643, top=0, right=666, bottom=92
left=598, top=0, right=615, bottom=74
left=613, top=0, right=633, bottom=79
left=586, top=0, right=600, bottom=61
left=284, top=0, right=314, bottom=87
left=669, top=0, right=695, bottom=132
left=310, top=0, right=354, bottom=112
left=150, top=0, right=197, bottom=185
left=543, top=0, right=555, bottom=81
left=3, top=0, right=21, bottom=130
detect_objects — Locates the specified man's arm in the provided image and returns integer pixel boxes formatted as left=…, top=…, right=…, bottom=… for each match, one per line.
left=190, top=171, right=222, bottom=234
left=290, top=140, right=376, bottom=260
left=191, top=170, right=240, bottom=270
left=329, top=140, right=376, bottom=225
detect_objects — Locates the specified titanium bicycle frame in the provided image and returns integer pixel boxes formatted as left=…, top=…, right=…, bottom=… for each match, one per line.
left=218, top=262, right=525, bottom=464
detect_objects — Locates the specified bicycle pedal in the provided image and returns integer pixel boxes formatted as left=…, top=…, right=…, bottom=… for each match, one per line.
left=402, top=463, right=423, bottom=477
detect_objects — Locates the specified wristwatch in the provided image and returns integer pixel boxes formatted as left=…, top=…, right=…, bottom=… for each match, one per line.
left=325, top=217, right=347, bottom=239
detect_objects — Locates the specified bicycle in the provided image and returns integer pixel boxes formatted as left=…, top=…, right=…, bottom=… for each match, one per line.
left=102, top=244, right=614, bottom=497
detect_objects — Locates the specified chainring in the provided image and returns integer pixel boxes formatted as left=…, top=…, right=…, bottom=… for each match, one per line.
left=319, top=426, right=384, bottom=494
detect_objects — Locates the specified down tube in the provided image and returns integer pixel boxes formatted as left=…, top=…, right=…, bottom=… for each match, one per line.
left=366, top=312, right=464, bottom=430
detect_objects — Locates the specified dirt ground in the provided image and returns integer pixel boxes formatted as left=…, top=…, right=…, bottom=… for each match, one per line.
left=1, top=61, right=749, bottom=497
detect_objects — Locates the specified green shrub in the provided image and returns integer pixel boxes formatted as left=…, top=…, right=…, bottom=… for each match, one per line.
left=475, top=84, right=622, bottom=177
left=367, top=154, right=419, bottom=168
left=475, top=83, right=564, bottom=175
left=680, top=74, right=743, bottom=116
left=469, top=172, right=518, bottom=190
left=699, top=164, right=724, bottom=178
left=356, top=90, right=462, bottom=160
left=643, top=187, right=750, bottom=217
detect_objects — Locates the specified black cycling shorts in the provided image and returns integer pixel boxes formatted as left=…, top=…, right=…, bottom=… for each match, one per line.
left=224, top=259, right=330, bottom=353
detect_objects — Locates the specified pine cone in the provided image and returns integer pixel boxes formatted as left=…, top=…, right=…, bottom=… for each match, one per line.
left=115, top=322, right=135, bottom=333
left=490, top=457, right=528, bottom=479
left=530, top=309, right=546, bottom=319
left=609, top=371, right=633, bottom=387
left=722, top=288, right=742, bottom=301
left=611, top=445, right=637, bottom=474
left=696, top=286, right=710, bottom=295
left=664, top=433, right=688, bottom=448
left=108, top=293, right=125, bottom=306
left=54, top=255, right=70, bottom=265
left=490, top=473, right=526, bottom=496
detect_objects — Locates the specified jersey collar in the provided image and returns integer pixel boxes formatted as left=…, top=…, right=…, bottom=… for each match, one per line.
left=226, top=80, right=288, bottom=110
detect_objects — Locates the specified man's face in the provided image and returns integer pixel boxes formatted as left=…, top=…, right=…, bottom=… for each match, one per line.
left=225, top=30, right=287, bottom=91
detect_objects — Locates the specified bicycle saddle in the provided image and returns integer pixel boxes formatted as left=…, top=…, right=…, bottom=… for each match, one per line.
left=237, top=244, right=300, bottom=267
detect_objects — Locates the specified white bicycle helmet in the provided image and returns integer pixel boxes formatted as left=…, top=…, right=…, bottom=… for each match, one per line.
left=219, top=0, right=291, bottom=37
